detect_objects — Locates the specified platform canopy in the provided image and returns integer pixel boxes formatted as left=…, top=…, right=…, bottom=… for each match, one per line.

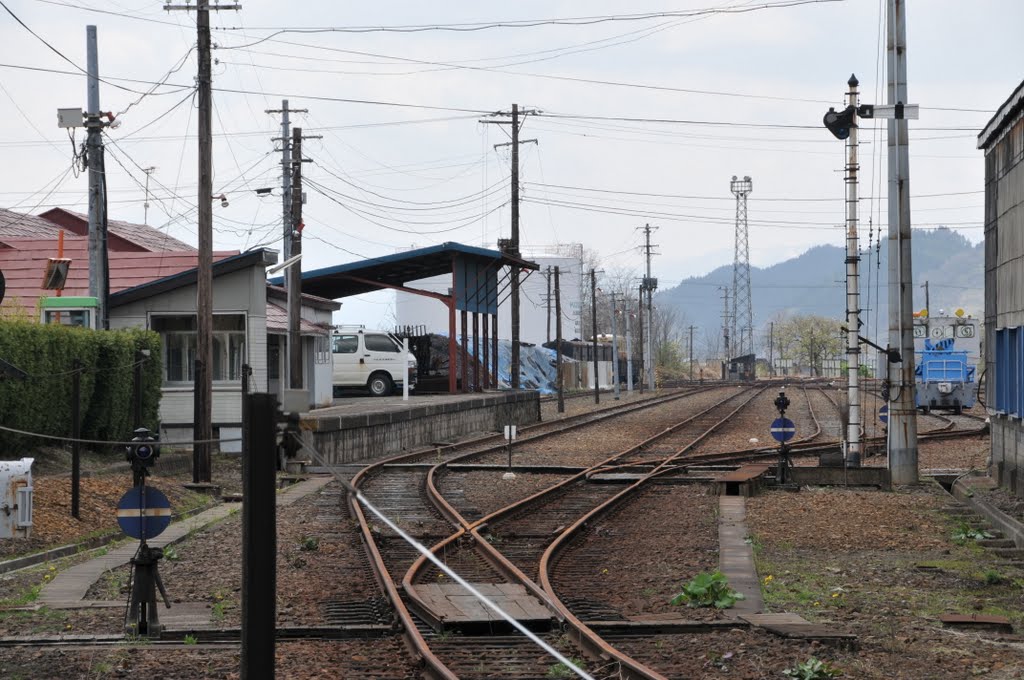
left=273, top=242, right=538, bottom=312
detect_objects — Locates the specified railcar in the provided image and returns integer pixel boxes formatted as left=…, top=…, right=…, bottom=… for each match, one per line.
left=915, top=337, right=976, bottom=414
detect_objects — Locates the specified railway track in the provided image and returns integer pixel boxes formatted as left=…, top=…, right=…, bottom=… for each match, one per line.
left=351, top=385, right=776, bottom=678
left=346, top=385, right=748, bottom=678
left=342, top=380, right=989, bottom=678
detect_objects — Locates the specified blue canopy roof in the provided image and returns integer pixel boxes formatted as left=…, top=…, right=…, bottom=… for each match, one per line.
left=270, top=241, right=537, bottom=300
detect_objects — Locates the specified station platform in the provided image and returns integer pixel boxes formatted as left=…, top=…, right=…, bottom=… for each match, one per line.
left=300, top=390, right=540, bottom=465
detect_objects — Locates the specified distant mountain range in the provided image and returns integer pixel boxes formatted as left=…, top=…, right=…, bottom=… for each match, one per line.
left=657, top=227, right=982, bottom=353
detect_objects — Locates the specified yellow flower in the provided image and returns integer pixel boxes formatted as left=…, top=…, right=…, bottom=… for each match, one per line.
left=600, top=568, right=609, bottom=575
left=813, top=601, right=821, bottom=606
left=762, top=575, right=774, bottom=585
left=831, top=592, right=841, bottom=598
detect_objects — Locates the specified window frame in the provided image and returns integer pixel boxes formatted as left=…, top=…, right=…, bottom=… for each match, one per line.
left=150, top=312, right=249, bottom=386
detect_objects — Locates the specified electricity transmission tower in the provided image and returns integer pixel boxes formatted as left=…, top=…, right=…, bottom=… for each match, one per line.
left=730, top=175, right=754, bottom=358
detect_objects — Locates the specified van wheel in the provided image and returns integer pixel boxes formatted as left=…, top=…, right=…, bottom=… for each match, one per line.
left=368, top=373, right=393, bottom=397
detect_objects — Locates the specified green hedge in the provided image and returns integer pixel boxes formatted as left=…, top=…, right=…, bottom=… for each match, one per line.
left=0, top=320, right=162, bottom=452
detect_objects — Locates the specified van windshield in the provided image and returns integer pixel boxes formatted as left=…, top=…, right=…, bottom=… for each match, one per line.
left=364, top=334, right=400, bottom=352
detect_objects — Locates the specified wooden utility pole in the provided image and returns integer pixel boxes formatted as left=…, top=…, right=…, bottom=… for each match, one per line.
left=554, top=266, right=564, bottom=413
left=289, top=129, right=303, bottom=391
left=688, top=325, right=696, bottom=381
left=546, top=266, right=552, bottom=345
left=481, top=105, right=537, bottom=389
left=194, top=0, right=213, bottom=484
left=164, top=0, right=240, bottom=484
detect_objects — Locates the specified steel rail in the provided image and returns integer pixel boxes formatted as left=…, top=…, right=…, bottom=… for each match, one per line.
left=402, top=386, right=766, bottom=679
left=527, top=387, right=768, bottom=679
left=347, top=385, right=731, bottom=678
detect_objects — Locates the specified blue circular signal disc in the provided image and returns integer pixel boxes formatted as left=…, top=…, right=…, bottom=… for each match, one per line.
left=116, top=486, right=172, bottom=541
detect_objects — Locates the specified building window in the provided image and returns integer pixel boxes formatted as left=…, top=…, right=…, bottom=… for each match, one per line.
left=152, top=314, right=246, bottom=384
left=314, top=335, right=330, bottom=364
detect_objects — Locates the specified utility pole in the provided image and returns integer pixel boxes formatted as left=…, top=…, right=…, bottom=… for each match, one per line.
left=266, top=100, right=307, bottom=269
left=769, top=321, right=775, bottom=377
left=142, top=167, right=156, bottom=226
left=921, top=280, right=929, bottom=318
left=688, top=325, right=696, bottom=381
left=721, top=286, right=731, bottom=367
left=626, top=310, right=634, bottom=393
left=639, top=225, right=658, bottom=390
left=637, top=285, right=644, bottom=394
left=554, top=266, right=564, bottom=413
left=481, top=105, right=538, bottom=390
left=887, top=0, right=918, bottom=484
left=610, top=293, right=620, bottom=400
left=164, top=0, right=241, bottom=485
left=730, top=176, right=754, bottom=358
left=85, top=26, right=108, bottom=330
left=546, top=266, right=552, bottom=345
left=844, top=75, right=862, bottom=467
left=591, top=269, right=600, bottom=404
left=289, top=128, right=304, bottom=392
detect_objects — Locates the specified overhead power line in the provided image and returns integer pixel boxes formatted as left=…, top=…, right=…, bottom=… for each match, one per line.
left=215, top=1, right=849, bottom=37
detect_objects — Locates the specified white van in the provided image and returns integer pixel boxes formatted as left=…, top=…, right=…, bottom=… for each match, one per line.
left=331, top=327, right=417, bottom=397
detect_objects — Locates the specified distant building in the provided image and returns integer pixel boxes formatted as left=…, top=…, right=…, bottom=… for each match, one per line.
left=979, top=80, right=1024, bottom=495
left=396, top=243, right=584, bottom=344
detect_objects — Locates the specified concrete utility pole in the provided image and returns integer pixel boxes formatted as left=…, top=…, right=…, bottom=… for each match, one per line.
left=611, top=293, right=620, bottom=400
left=266, top=100, right=307, bottom=268
left=626, top=310, right=634, bottom=393
left=555, top=266, right=564, bottom=413
left=887, top=0, right=918, bottom=484
left=730, top=176, right=754, bottom=358
left=591, top=269, right=600, bottom=404
left=921, top=280, right=929, bottom=318
left=164, top=0, right=241, bottom=485
left=844, top=75, right=863, bottom=467
left=142, top=167, right=156, bottom=226
left=769, top=321, right=775, bottom=377
left=637, top=285, right=644, bottom=394
left=639, top=225, right=658, bottom=390
left=721, top=286, right=731, bottom=367
left=85, top=26, right=109, bottom=330
left=289, top=129, right=303, bottom=391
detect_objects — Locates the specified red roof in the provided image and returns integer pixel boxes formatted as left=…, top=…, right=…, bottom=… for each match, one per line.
left=0, top=209, right=65, bottom=239
left=39, top=208, right=196, bottom=253
left=0, top=236, right=237, bottom=314
left=265, top=302, right=330, bottom=336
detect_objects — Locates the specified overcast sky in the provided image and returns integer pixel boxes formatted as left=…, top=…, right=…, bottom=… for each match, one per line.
left=0, top=0, right=1020, bottom=327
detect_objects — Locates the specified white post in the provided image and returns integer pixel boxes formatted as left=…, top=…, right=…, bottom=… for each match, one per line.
left=625, top=311, right=634, bottom=393
left=846, top=75, right=862, bottom=467
left=403, top=338, right=410, bottom=402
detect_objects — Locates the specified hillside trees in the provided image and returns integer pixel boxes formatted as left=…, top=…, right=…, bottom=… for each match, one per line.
left=773, top=314, right=843, bottom=375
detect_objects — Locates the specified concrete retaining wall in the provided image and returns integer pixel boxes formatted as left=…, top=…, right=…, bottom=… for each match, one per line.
left=300, top=392, right=541, bottom=465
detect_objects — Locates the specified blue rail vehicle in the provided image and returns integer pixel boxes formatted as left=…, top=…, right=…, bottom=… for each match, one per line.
left=915, top=337, right=976, bottom=414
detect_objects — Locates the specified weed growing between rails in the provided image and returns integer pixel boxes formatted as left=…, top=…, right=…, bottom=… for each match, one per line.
left=670, top=570, right=744, bottom=609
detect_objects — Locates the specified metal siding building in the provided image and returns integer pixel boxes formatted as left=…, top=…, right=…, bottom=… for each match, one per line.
left=979, top=79, right=1024, bottom=495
